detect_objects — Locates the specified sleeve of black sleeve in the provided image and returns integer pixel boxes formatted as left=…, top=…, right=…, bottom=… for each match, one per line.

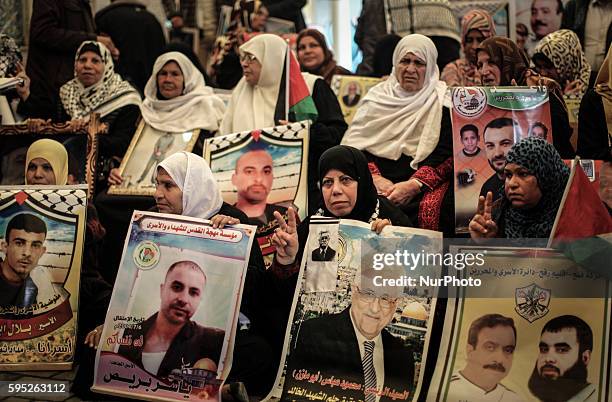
left=309, top=79, right=348, bottom=164
left=98, top=105, right=141, bottom=158
left=577, top=89, right=611, bottom=161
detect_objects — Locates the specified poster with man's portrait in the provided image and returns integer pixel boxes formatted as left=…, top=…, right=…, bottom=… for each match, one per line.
left=108, top=121, right=200, bottom=196
left=451, top=87, right=552, bottom=233
left=92, top=211, right=255, bottom=401
left=203, top=121, right=309, bottom=267
left=0, top=186, right=86, bottom=370
left=515, top=0, right=566, bottom=55
left=264, top=218, right=444, bottom=402
left=331, top=75, right=381, bottom=125
left=428, top=246, right=611, bottom=402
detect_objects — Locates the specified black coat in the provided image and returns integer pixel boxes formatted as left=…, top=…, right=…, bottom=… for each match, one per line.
left=262, top=0, right=306, bottom=32
left=285, top=307, right=414, bottom=402
left=95, top=1, right=166, bottom=94
left=25, top=0, right=97, bottom=119
left=577, top=88, right=612, bottom=161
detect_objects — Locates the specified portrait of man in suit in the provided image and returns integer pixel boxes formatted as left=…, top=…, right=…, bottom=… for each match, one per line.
left=342, top=82, right=361, bottom=107
left=286, top=281, right=414, bottom=401
left=311, top=230, right=336, bottom=262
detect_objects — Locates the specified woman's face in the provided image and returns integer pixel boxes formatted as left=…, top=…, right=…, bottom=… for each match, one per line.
left=76, top=51, right=104, bottom=88
left=241, top=52, right=262, bottom=86
left=298, top=36, right=325, bottom=71
left=321, top=169, right=358, bottom=217
left=504, top=163, right=542, bottom=209
left=477, top=51, right=502, bottom=86
left=464, top=29, right=486, bottom=63
left=157, top=61, right=185, bottom=99
left=26, top=157, right=56, bottom=185
left=395, top=52, right=427, bottom=92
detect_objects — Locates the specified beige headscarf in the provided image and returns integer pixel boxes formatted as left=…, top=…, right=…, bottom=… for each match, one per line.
left=25, top=139, right=68, bottom=185
left=595, top=45, right=612, bottom=142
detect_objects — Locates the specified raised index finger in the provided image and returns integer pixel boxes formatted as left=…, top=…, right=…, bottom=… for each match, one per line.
left=483, top=191, right=493, bottom=221
left=476, top=195, right=485, bottom=216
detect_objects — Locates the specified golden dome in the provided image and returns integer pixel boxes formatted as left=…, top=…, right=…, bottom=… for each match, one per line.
left=402, top=302, right=428, bottom=321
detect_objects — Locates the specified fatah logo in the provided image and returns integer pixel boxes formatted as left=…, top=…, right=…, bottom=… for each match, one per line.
left=133, top=241, right=160, bottom=270
left=515, top=283, right=551, bottom=323
left=452, top=87, right=487, bottom=118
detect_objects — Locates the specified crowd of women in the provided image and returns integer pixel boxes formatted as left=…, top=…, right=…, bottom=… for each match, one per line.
left=0, top=6, right=611, bottom=399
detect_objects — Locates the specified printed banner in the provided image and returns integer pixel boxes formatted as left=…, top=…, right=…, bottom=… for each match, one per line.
left=0, top=186, right=86, bottom=370
left=428, top=246, right=611, bottom=402
left=265, top=218, right=443, bottom=402
left=203, top=122, right=309, bottom=268
left=92, top=211, right=255, bottom=401
left=331, top=75, right=381, bottom=125
left=451, top=86, right=552, bottom=233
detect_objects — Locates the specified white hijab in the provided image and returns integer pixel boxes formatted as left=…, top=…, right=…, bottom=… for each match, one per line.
left=341, top=34, right=448, bottom=169
left=141, top=52, right=226, bottom=133
left=158, top=152, right=224, bottom=219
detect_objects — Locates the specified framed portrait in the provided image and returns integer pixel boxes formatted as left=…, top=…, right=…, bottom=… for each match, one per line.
left=108, top=121, right=200, bottom=196
left=331, top=75, right=381, bottom=125
left=0, top=186, right=87, bottom=370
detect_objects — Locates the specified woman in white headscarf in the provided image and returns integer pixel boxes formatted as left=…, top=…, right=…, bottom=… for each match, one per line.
left=220, top=34, right=347, bottom=212
left=341, top=34, right=454, bottom=233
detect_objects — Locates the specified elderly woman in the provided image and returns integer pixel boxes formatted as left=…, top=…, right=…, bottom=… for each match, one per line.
left=532, top=30, right=591, bottom=96
left=441, top=9, right=496, bottom=87
left=24, top=139, right=68, bottom=185
left=296, top=29, right=352, bottom=84
left=469, top=137, right=569, bottom=241
left=220, top=33, right=347, bottom=212
left=341, top=34, right=454, bottom=233
left=476, top=37, right=575, bottom=158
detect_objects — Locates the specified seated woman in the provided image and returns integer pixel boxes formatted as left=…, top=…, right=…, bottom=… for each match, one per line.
left=341, top=34, right=454, bottom=234
left=532, top=30, right=591, bottom=96
left=577, top=45, right=612, bottom=161
left=25, top=139, right=68, bottom=185
left=270, top=145, right=413, bottom=273
left=476, top=37, right=575, bottom=158
left=469, top=137, right=569, bottom=241
left=296, top=29, right=352, bottom=85
left=441, top=9, right=496, bottom=87
left=220, top=34, right=348, bottom=213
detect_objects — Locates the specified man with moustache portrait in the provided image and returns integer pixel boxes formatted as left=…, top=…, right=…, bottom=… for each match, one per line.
left=527, top=0, right=564, bottom=54
left=448, top=314, right=522, bottom=402
left=528, top=315, right=596, bottom=402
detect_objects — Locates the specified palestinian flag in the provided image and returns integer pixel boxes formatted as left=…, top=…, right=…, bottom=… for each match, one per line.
left=275, top=43, right=318, bottom=123
left=548, top=158, right=612, bottom=278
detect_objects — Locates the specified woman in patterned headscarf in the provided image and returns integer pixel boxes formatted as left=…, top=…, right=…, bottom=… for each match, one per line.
left=441, top=9, right=496, bottom=87
left=469, top=137, right=570, bottom=241
left=476, top=36, right=575, bottom=158
left=532, top=29, right=591, bottom=96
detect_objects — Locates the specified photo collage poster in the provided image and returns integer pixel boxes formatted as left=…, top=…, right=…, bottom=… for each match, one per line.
left=203, top=122, right=309, bottom=268
left=92, top=211, right=255, bottom=401
left=0, top=186, right=86, bottom=370
left=265, top=218, right=443, bottom=402
left=331, top=75, right=382, bottom=125
left=451, top=87, right=552, bottom=233
left=108, top=121, right=200, bottom=196
left=428, top=246, right=611, bottom=402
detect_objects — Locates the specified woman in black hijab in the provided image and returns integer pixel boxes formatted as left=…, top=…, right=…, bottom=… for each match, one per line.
left=270, top=145, right=413, bottom=276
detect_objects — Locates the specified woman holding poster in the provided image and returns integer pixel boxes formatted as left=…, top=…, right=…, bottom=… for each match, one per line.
left=341, top=34, right=454, bottom=234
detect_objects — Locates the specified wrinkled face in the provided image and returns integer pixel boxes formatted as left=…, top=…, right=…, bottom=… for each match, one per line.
left=461, top=130, right=479, bottom=154
left=160, top=263, right=205, bottom=325
left=537, top=328, right=586, bottom=380
left=465, top=325, right=516, bottom=387
left=157, top=61, right=184, bottom=100
left=395, top=52, right=427, bottom=92
left=484, top=125, right=515, bottom=174
left=321, top=169, right=358, bottom=217
left=154, top=168, right=183, bottom=215
left=464, top=29, right=486, bottom=64
left=241, top=53, right=262, bottom=86
left=232, top=150, right=274, bottom=204
left=297, top=35, right=325, bottom=71
left=76, top=50, right=104, bottom=88
left=477, top=51, right=502, bottom=86
left=533, top=57, right=560, bottom=83
left=26, top=158, right=56, bottom=185
left=504, top=163, right=543, bottom=209
left=350, top=285, right=398, bottom=339
left=2, top=229, right=46, bottom=280
left=531, top=0, right=562, bottom=39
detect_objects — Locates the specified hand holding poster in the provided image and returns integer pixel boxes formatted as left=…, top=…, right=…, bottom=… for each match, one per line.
left=452, top=86, right=552, bottom=233
left=204, top=122, right=309, bottom=267
left=92, top=211, right=255, bottom=401
left=0, top=186, right=86, bottom=370
left=266, top=218, right=443, bottom=402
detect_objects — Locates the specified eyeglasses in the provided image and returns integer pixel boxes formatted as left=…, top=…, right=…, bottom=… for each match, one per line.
left=354, top=285, right=397, bottom=309
left=240, top=53, right=258, bottom=64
